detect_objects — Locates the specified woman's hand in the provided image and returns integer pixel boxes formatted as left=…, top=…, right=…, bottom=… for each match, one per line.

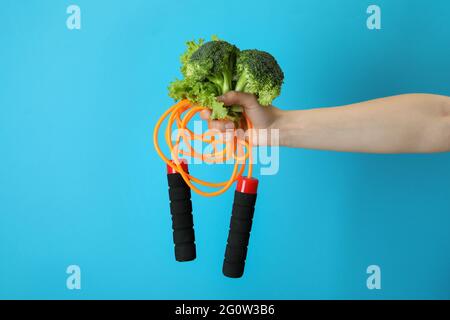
left=200, top=91, right=281, bottom=131
left=199, top=91, right=284, bottom=146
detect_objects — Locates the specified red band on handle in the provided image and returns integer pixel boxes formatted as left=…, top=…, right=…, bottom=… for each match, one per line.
left=167, top=159, right=189, bottom=174
left=236, top=177, right=258, bottom=194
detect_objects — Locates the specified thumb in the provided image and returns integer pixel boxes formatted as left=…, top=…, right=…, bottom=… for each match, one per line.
left=217, top=91, right=260, bottom=110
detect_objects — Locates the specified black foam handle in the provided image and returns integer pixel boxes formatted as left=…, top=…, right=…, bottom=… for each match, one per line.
left=167, top=173, right=196, bottom=262
left=223, top=190, right=257, bottom=278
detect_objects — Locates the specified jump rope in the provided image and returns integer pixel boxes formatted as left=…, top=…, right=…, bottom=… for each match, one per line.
left=153, top=99, right=259, bottom=278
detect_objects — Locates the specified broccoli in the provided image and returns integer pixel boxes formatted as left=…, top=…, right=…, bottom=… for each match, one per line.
left=169, top=38, right=239, bottom=120
left=185, top=40, right=239, bottom=95
left=234, top=49, right=284, bottom=106
left=168, top=38, right=284, bottom=120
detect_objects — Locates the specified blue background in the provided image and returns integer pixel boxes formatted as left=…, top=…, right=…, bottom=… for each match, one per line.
left=0, top=0, right=449, bottom=299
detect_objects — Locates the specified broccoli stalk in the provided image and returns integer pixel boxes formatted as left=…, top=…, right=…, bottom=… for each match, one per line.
left=205, top=66, right=232, bottom=95
left=235, top=74, right=248, bottom=92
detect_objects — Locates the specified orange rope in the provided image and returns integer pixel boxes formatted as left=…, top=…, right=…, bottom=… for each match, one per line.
left=153, top=100, right=253, bottom=197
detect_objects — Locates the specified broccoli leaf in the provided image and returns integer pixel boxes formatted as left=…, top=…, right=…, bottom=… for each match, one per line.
left=180, top=39, right=204, bottom=77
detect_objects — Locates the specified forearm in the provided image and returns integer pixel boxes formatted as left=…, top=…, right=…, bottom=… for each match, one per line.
left=272, top=94, right=450, bottom=153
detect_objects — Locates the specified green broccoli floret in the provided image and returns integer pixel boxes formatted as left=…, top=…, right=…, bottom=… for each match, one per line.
left=234, top=49, right=284, bottom=106
left=185, top=40, right=239, bottom=96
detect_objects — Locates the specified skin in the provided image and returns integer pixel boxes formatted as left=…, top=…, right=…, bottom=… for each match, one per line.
left=199, top=92, right=450, bottom=153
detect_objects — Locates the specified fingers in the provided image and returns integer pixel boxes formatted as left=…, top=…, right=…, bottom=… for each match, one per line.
left=217, top=91, right=259, bottom=110
left=200, top=107, right=234, bottom=132
left=200, top=91, right=260, bottom=132
left=199, top=109, right=211, bottom=120
left=208, top=120, right=235, bottom=132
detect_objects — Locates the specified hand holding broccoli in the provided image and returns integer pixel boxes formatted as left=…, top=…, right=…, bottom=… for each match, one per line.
left=168, top=37, right=284, bottom=121
left=199, top=91, right=282, bottom=135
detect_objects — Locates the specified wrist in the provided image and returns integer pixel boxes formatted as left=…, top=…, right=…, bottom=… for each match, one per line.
left=269, top=108, right=303, bottom=147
